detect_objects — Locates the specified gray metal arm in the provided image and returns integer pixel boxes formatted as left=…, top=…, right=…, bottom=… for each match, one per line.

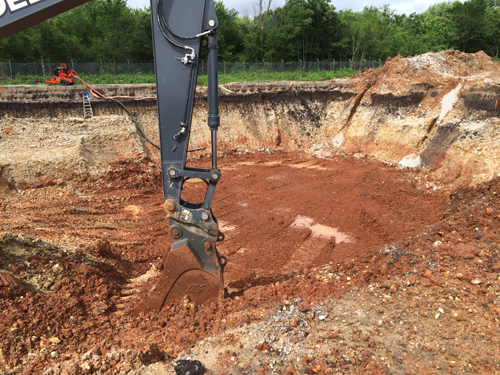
left=152, top=0, right=225, bottom=261
left=0, top=0, right=92, bottom=39
left=2, top=0, right=225, bottom=275
left=1, top=0, right=226, bottom=300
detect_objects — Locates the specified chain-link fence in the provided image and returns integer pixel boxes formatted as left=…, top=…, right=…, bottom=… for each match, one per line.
left=0, top=61, right=156, bottom=77
left=208, top=60, right=385, bottom=76
left=0, top=60, right=385, bottom=78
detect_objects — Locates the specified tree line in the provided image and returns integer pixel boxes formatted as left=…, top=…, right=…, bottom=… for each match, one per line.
left=0, top=0, right=499, bottom=64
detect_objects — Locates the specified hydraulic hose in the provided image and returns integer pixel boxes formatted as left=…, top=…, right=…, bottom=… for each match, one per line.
left=158, top=0, right=209, bottom=40
left=75, top=74, right=160, bottom=150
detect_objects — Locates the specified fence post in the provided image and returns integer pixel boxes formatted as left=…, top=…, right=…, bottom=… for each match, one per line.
left=201, top=60, right=204, bottom=75
left=317, top=59, right=320, bottom=70
left=127, top=59, right=130, bottom=74
left=299, top=60, right=302, bottom=70
left=333, top=59, right=335, bottom=71
left=379, top=59, right=381, bottom=68
left=243, top=61, right=245, bottom=74
left=262, top=60, right=265, bottom=73
left=100, top=60, right=103, bottom=72
left=9, top=60, right=12, bottom=78
left=71, top=59, right=74, bottom=70
left=282, top=60, right=284, bottom=73
left=223, top=60, right=225, bottom=75
left=41, top=60, right=45, bottom=77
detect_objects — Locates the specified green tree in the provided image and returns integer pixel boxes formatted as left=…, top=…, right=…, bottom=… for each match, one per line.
left=1, top=0, right=500, bottom=66
left=214, top=1, right=245, bottom=61
left=449, top=0, right=489, bottom=52
left=270, top=0, right=340, bottom=62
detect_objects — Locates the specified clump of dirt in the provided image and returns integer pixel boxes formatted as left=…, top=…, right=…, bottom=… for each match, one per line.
left=40, top=345, right=170, bottom=375
left=0, top=233, right=64, bottom=269
left=350, top=67, right=373, bottom=78
left=0, top=271, right=26, bottom=300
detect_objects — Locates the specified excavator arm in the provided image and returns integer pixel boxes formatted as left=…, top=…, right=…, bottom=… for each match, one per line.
left=133, top=0, right=226, bottom=314
left=0, top=0, right=93, bottom=39
left=0, top=0, right=226, bottom=314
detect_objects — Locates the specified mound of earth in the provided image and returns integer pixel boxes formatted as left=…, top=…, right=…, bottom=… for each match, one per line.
left=326, top=50, right=500, bottom=189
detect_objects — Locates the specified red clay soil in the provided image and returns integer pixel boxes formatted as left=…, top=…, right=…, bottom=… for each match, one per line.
left=0, top=151, right=451, bottom=372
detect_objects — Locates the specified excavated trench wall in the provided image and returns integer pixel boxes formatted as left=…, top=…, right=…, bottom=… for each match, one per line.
left=1, top=51, right=500, bottom=189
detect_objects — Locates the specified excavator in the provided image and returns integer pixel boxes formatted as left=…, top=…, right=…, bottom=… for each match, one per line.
left=0, top=0, right=227, bottom=315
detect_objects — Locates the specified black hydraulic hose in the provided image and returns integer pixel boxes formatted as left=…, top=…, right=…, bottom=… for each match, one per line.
left=106, top=97, right=160, bottom=150
left=74, top=74, right=160, bottom=150
left=156, top=0, right=196, bottom=51
left=159, top=0, right=207, bottom=40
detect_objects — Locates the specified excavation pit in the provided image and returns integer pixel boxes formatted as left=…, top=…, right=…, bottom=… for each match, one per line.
left=1, top=51, right=500, bottom=374
left=0, top=150, right=447, bottom=292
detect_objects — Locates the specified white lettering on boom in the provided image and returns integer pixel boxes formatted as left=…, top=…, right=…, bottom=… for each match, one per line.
left=0, top=1, right=7, bottom=17
left=0, top=0, right=46, bottom=17
left=6, top=0, right=29, bottom=12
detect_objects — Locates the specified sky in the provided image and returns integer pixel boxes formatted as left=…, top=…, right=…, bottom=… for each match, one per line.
left=126, top=0, right=442, bottom=16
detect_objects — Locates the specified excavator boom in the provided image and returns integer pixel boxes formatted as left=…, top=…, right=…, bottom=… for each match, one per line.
left=0, top=0, right=92, bottom=39
left=0, top=0, right=226, bottom=314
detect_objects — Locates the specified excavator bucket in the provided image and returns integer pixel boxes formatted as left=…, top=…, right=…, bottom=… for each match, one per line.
left=118, top=201, right=227, bottom=316
left=116, top=0, right=225, bottom=315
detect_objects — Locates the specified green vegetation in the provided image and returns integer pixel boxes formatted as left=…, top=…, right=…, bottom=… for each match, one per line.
left=0, top=68, right=358, bottom=86
left=0, top=0, right=499, bottom=65
left=198, top=68, right=357, bottom=85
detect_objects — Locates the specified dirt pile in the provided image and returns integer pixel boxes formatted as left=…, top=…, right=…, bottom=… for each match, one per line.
left=324, top=50, right=500, bottom=189
left=357, top=50, right=500, bottom=83
left=0, top=116, right=157, bottom=189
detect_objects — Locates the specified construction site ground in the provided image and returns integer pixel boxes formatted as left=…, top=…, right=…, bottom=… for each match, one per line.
left=1, top=50, right=500, bottom=374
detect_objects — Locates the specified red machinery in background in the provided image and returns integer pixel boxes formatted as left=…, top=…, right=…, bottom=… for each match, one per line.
left=46, top=63, right=77, bottom=86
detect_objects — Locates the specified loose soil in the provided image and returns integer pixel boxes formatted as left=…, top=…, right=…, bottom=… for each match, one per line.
left=0, top=151, right=451, bottom=374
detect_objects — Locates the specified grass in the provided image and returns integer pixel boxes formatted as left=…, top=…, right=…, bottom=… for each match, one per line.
left=0, top=68, right=358, bottom=87
left=198, top=68, right=357, bottom=85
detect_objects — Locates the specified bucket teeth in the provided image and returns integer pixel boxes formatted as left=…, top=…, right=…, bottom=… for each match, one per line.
left=114, top=243, right=225, bottom=316
left=114, top=266, right=160, bottom=312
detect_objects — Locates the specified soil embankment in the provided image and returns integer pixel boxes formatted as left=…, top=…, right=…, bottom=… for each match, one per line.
left=1, top=51, right=500, bottom=374
left=2, top=51, right=500, bottom=191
